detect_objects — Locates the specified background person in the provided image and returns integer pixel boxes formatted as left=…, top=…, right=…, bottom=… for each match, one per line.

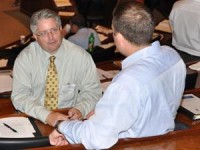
left=62, top=14, right=101, bottom=50
left=169, top=0, right=200, bottom=57
left=49, top=1, right=186, bottom=149
left=11, top=9, right=102, bottom=127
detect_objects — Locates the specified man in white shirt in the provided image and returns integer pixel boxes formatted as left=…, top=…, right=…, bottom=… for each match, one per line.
left=49, top=1, right=186, bottom=149
left=169, top=0, right=200, bottom=56
left=62, top=14, right=101, bottom=50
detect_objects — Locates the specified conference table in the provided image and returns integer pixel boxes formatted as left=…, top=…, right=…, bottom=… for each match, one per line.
left=1, top=89, right=200, bottom=150
left=0, top=60, right=200, bottom=149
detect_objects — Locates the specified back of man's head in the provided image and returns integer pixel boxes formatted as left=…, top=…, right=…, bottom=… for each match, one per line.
left=112, top=1, right=155, bottom=45
left=70, top=14, right=86, bottom=28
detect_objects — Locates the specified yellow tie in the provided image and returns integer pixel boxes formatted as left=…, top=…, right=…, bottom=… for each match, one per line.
left=44, top=56, right=59, bottom=110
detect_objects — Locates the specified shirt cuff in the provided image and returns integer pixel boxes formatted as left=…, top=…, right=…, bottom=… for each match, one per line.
left=37, top=108, right=51, bottom=123
left=60, top=120, right=76, bottom=144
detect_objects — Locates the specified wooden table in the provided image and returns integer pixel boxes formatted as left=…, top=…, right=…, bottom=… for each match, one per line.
left=0, top=88, right=199, bottom=150
left=1, top=61, right=200, bottom=149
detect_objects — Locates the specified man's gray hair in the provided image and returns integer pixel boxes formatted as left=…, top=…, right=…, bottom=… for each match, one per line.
left=30, top=9, right=61, bottom=34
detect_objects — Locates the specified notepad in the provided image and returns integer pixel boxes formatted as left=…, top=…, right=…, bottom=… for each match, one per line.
left=0, top=117, right=36, bottom=138
left=97, top=68, right=119, bottom=80
left=179, top=94, right=200, bottom=120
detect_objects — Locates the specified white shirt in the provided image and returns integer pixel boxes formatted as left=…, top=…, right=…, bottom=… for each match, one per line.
left=59, top=41, right=186, bottom=149
left=68, top=28, right=101, bottom=50
left=169, top=0, right=200, bottom=56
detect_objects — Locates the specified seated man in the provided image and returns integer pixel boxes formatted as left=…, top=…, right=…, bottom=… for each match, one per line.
left=49, top=1, right=186, bottom=149
left=62, top=14, right=101, bottom=50
left=11, top=9, right=102, bottom=127
left=169, top=0, right=200, bottom=57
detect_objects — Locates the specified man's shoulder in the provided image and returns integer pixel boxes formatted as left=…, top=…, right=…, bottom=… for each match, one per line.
left=16, top=41, right=41, bottom=60
left=62, top=39, right=90, bottom=56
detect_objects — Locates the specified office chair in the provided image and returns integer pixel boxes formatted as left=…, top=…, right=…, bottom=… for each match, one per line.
left=0, top=136, right=50, bottom=150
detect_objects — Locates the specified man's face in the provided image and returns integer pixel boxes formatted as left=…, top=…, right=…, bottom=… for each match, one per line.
left=34, top=18, right=62, bottom=54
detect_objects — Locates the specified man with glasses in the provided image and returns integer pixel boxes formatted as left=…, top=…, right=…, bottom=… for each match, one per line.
left=49, top=1, right=186, bottom=149
left=11, top=9, right=102, bottom=127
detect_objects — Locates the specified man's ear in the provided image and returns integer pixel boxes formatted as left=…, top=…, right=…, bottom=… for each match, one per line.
left=33, top=34, right=38, bottom=41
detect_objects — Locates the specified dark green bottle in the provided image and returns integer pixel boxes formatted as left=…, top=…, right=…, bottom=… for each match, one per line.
left=87, top=33, right=95, bottom=53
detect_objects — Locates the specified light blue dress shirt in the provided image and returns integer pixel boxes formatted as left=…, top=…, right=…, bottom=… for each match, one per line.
left=59, top=41, right=186, bottom=149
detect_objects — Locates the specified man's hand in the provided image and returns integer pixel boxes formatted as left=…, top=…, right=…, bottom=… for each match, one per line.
left=46, top=112, right=69, bottom=127
left=49, top=129, right=68, bottom=146
left=68, top=108, right=82, bottom=120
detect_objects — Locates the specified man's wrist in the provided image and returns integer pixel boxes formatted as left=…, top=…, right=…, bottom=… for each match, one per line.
left=54, top=120, right=64, bottom=134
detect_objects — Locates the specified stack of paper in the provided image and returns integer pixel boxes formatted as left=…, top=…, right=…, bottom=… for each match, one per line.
left=0, top=117, right=36, bottom=138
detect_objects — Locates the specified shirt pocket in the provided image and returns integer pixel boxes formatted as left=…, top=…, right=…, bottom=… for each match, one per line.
left=59, top=83, right=77, bottom=105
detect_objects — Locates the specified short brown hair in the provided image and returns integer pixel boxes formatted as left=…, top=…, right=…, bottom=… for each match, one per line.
left=112, top=1, right=155, bottom=45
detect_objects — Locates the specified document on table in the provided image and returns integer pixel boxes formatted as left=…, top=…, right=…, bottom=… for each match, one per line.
left=101, top=81, right=111, bottom=92
left=155, top=19, right=172, bottom=33
left=189, top=61, right=200, bottom=71
left=179, top=94, right=200, bottom=120
left=97, top=68, right=119, bottom=80
left=0, top=117, right=36, bottom=138
left=0, top=73, right=12, bottom=93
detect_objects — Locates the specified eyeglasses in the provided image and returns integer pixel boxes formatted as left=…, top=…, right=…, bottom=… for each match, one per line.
left=36, top=27, right=60, bottom=38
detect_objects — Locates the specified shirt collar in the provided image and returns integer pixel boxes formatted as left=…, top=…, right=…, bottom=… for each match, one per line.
left=122, top=41, right=161, bottom=69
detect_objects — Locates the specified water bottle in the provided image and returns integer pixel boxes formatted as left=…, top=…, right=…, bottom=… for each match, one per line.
left=87, top=33, right=95, bottom=53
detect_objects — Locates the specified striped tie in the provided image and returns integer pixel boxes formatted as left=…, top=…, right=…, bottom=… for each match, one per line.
left=44, top=56, right=59, bottom=110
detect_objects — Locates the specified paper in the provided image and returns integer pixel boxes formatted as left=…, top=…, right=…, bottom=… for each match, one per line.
left=155, top=19, right=172, bottom=33
left=0, top=59, right=8, bottom=67
left=181, top=94, right=200, bottom=115
left=0, top=74, right=12, bottom=93
left=0, top=117, right=36, bottom=138
left=101, top=81, right=111, bottom=92
left=97, top=68, right=119, bottom=80
left=189, top=61, right=200, bottom=71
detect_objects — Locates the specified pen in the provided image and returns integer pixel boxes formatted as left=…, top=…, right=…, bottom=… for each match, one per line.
left=102, top=74, right=107, bottom=79
left=3, top=123, right=17, bottom=133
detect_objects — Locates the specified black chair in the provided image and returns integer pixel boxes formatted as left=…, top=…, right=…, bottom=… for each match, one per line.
left=185, top=68, right=198, bottom=90
left=85, top=0, right=105, bottom=27
left=0, top=136, right=50, bottom=150
left=174, top=120, right=189, bottom=131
